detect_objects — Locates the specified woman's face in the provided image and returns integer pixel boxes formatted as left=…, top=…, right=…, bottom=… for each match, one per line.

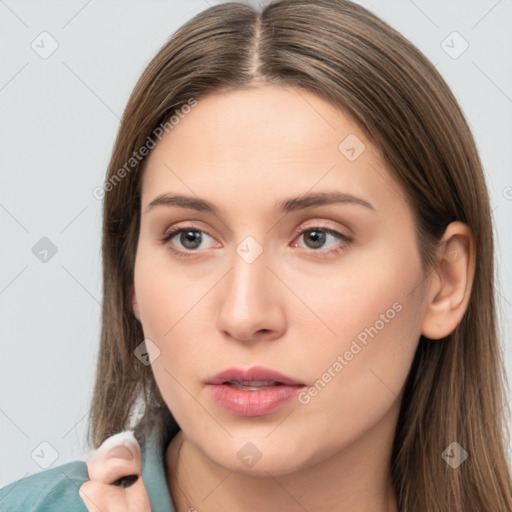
left=133, top=84, right=428, bottom=475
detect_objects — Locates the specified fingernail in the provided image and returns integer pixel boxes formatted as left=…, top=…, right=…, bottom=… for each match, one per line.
left=107, top=445, right=134, bottom=460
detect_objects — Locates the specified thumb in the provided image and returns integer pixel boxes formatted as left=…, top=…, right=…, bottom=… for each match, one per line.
left=80, top=431, right=151, bottom=512
left=86, top=431, right=142, bottom=485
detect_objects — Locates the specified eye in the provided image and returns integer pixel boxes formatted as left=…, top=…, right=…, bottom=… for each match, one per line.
left=291, top=226, right=353, bottom=257
left=159, top=227, right=218, bottom=257
left=159, top=224, right=353, bottom=259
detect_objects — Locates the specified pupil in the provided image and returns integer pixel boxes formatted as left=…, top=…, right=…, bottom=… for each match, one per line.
left=181, top=231, right=201, bottom=249
left=306, top=230, right=326, bottom=249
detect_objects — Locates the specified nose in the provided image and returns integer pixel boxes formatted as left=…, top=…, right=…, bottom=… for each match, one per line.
left=215, top=246, right=286, bottom=344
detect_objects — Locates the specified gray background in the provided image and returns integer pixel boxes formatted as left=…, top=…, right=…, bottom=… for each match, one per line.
left=1, top=0, right=511, bottom=486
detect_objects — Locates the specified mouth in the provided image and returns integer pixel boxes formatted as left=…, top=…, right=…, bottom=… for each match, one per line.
left=206, top=366, right=305, bottom=417
left=207, top=366, right=304, bottom=387
left=224, top=380, right=288, bottom=391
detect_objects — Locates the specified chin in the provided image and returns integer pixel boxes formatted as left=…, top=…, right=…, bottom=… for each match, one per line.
left=200, top=437, right=323, bottom=478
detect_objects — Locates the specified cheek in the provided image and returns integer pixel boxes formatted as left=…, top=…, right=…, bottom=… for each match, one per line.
left=293, top=252, right=424, bottom=441
left=133, top=247, right=214, bottom=392
left=133, top=242, right=206, bottom=340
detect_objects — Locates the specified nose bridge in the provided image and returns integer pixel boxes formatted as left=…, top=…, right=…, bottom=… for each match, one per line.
left=215, top=236, right=284, bottom=341
left=226, top=239, right=269, bottom=314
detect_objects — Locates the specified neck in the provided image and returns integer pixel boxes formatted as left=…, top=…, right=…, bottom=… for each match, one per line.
left=166, top=403, right=400, bottom=512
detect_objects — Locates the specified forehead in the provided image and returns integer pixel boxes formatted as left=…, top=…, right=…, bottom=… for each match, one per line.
left=146, top=84, right=373, bottom=164
left=140, top=85, right=408, bottom=218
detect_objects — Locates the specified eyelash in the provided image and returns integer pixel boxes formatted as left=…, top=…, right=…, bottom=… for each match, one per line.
left=158, top=224, right=354, bottom=259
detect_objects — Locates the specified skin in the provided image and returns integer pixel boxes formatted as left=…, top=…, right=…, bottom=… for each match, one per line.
left=80, top=436, right=150, bottom=511
left=83, top=84, right=474, bottom=512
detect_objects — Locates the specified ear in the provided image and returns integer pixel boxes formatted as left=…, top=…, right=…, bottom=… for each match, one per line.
left=130, top=284, right=141, bottom=322
left=421, top=221, right=476, bottom=340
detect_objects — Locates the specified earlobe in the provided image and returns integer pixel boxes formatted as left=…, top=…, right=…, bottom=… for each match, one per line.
left=421, top=221, right=475, bottom=340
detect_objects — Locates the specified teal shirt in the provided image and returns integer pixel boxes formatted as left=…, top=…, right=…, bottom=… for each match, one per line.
left=0, top=415, right=177, bottom=511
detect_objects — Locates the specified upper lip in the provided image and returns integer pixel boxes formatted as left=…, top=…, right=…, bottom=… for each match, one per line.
left=206, top=366, right=304, bottom=386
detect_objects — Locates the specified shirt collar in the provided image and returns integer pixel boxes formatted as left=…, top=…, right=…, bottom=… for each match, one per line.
left=136, top=409, right=178, bottom=512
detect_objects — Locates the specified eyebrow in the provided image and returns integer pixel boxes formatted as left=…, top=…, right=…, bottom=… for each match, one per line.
left=144, top=191, right=376, bottom=215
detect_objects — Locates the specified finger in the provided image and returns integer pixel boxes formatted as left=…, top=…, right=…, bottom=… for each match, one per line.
left=124, top=477, right=152, bottom=512
left=79, top=480, right=127, bottom=512
left=79, top=475, right=151, bottom=512
left=87, top=431, right=142, bottom=485
left=82, top=431, right=150, bottom=511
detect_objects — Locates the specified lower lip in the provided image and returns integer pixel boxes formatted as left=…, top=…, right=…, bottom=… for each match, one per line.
left=207, top=383, right=303, bottom=416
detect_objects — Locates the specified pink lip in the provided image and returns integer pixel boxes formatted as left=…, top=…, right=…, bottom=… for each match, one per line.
left=206, top=366, right=305, bottom=417
left=207, top=366, right=304, bottom=386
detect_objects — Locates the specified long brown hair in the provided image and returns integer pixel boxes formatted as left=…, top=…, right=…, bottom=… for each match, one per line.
left=87, top=1, right=512, bottom=509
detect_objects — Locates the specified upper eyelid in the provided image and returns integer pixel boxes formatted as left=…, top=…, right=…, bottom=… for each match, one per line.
left=162, top=220, right=348, bottom=236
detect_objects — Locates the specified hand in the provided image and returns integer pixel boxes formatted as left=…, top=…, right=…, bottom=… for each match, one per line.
left=79, top=431, right=151, bottom=512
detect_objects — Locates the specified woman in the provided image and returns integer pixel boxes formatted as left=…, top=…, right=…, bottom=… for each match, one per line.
left=1, top=0, right=511, bottom=510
